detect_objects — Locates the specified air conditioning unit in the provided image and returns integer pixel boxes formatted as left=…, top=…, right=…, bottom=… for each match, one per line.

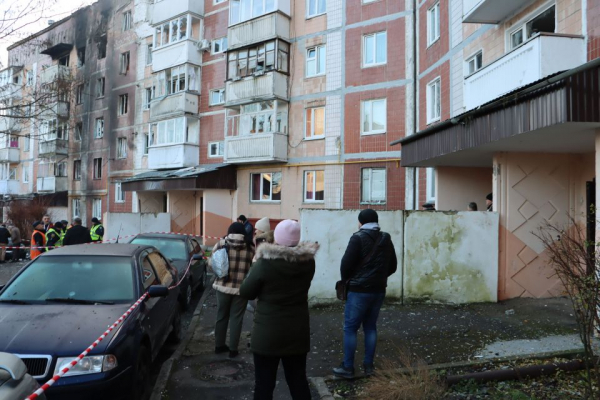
left=197, top=39, right=210, bottom=52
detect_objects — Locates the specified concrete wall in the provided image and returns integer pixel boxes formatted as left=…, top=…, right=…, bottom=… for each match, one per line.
left=104, top=212, right=170, bottom=241
left=436, top=166, right=492, bottom=211
left=203, top=189, right=234, bottom=246
left=300, top=209, right=499, bottom=304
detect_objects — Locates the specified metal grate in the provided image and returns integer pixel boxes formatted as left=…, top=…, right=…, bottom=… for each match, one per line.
left=18, top=355, right=51, bottom=378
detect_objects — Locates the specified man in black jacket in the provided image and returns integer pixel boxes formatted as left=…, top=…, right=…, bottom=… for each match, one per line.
left=333, top=209, right=397, bottom=379
left=0, top=224, right=10, bottom=263
left=62, top=218, right=92, bottom=246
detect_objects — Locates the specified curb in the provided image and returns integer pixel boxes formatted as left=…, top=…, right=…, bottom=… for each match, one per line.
left=309, top=377, right=335, bottom=400
left=150, top=276, right=215, bottom=400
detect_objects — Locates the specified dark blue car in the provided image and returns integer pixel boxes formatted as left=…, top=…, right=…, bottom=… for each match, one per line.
left=0, top=244, right=182, bottom=400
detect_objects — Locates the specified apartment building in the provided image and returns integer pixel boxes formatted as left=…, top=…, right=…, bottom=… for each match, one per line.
left=398, top=0, right=600, bottom=300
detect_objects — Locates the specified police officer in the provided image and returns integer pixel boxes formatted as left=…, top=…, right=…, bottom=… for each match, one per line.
left=90, top=217, right=104, bottom=242
left=45, top=222, right=64, bottom=250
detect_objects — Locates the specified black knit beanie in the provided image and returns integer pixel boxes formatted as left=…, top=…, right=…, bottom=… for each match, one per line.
left=358, top=209, right=378, bottom=224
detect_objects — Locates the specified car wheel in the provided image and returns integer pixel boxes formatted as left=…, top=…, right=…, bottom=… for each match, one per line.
left=132, top=345, right=151, bottom=400
left=168, top=306, right=183, bottom=344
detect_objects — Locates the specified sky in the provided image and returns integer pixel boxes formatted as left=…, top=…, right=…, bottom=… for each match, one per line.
left=0, top=0, right=95, bottom=67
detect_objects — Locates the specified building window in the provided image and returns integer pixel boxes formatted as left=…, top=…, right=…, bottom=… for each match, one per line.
left=208, top=141, right=224, bottom=157
left=155, top=64, right=200, bottom=95
left=466, top=51, right=483, bottom=75
left=74, top=160, right=81, bottom=181
left=209, top=88, right=225, bottom=106
left=230, top=0, right=277, bottom=25
left=154, top=15, right=201, bottom=48
left=77, top=47, right=86, bottom=67
left=22, top=165, right=29, bottom=183
left=426, top=168, right=436, bottom=203
left=227, top=40, right=289, bottom=79
left=363, top=31, right=386, bottom=67
left=215, top=0, right=226, bottom=4
left=428, top=2, right=440, bottom=46
left=426, top=77, right=441, bottom=123
left=95, top=117, right=104, bottom=138
left=26, top=70, right=33, bottom=86
left=361, top=168, right=386, bottom=204
left=96, top=77, right=105, bottom=98
left=93, top=158, right=102, bottom=179
left=40, top=119, right=69, bottom=141
left=75, top=122, right=83, bottom=141
left=149, top=117, right=199, bottom=146
left=118, top=94, right=129, bottom=115
left=98, top=35, right=107, bottom=59
left=305, top=107, right=325, bottom=139
left=122, top=11, right=132, bottom=31
left=54, top=162, right=67, bottom=177
left=304, top=170, right=324, bottom=202
left=509, top=5, right=555, bottom=49
left=117, top=137, right=127, bottom=159
left=146, top=44, right=153, bottom=65
left=211, top=37, right=228, bottom=54
left=251, top=172, right=282, bottom=202
left=72, top=199, right=81, bottom=219
left=229, top=100, right=288, bottom=136
left=307, top=0, right=326, bottom=18
left=145, top=87, right=154, bottom=110
left=361, top=98, right=386, bottom=135
left=8, top=167, right=16, bottom=180
left=120, top=52, right=130, bottom=75
left=76, top=84, right=84, bottom=104
left=92, top=198, right=102, bottom=220
left=115, top=182, right=125, bottom=203
left=306, top=45, right=326, bottom=77
left=58, top=54, right=70, bottom=67
left=24, top=135, right=30, bottom=152
left=144, top=133, right=150, bottom=155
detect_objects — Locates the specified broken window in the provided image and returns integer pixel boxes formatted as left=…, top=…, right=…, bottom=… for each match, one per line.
left=95, top=117, right=104, bottom=138
left=96, top=77, right=105, bottom=98
left=117, top=137, right=127, bottom=158
left=74, top=160, right=81, bottom=180
left=118, top=94, right=128, bottom=115
left=58, top=54, right=70, bottom=66
left=228, top=40, right=287, bottom=80
left=509, top=5, right=555, bottom=49
left=77, top=47, right=86, bottom=66
left=98, top=35, right=107, bottom=59
left=76, top=84, right=84, bottom=104
left=93, top=157, right=102, bottom=179
left=119, top=51, right=130, bottom=75
left=122, top=11, right=132, bottom=31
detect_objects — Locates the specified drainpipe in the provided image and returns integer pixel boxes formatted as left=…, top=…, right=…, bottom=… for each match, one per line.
left=411, top=0, right=418, bottom=210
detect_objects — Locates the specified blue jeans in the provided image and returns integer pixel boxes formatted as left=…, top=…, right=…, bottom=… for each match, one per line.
left=343, top=291, right=385, bottom=369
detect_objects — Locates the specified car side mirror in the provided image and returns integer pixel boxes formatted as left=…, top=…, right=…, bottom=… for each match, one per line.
left=192, top=254, right=204, bottom=261
left=148, top=285, right=169, bottom=298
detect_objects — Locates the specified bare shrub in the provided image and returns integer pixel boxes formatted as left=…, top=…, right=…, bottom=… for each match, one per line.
left=362, top=348, right=445, bottom=400
left=6, top=197, right=50, bottom=240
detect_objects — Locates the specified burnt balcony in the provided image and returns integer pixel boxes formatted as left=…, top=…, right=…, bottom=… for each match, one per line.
left=37, top=176, right=67, bottom=193
left=225, top=71, right=288, bottom=107
left=38, top=138, right=68, bottom=157
left=228, top=12, right=290, bottom=51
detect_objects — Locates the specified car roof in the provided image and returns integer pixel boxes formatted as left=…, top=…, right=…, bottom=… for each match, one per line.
left=132, top=233, right=191, bottom=240
left=41, top=243, right=154, bottom=257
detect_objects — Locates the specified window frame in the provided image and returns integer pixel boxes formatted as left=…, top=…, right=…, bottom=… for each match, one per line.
left=303, top=170, right=325, bottom=203
left=92, top=198, right=102, bottom=220
left=72, top=198, right=81, bottom=219
left=466, top=50, right=483, bottom=76
left=306, top=44, right=326, bottom=77
left=122, top=10, right=132, bottom=32
left=146, top=44, right=153, bottom=65
left=93, top=157, right=102, bottom=180
left=208, top=141, right=224, bottom=158
left=118, top=94, right=129, bottom=116
left=306, top=0, right=327, bottom=19
left=74, top=160, right=82, bottom=181
left=117, top=137, right=127, bottom=159
left=76, top=84, right=84, bottom=105
left=211, top=37, right=228, bottom=55
left=227, top=39, right=289, bottom=80
left=360, top=98, right=387, bottom=136
left=250, top=172, right=282, bottom=203
left=96, top=77, right=105, bottom=98
left=119, top=52, right=130, bottom=75
left=361, top=167, right=387, bottom=205
left=209, top=88, right=225, bottom=106
left=507, top=4, right=556, bottom=51
left=304, top=106, right=325, bottom=140
left=22, top=165, right=29, bottom=183
left=115, top=182, right=125, bottom=203
left=426, top=77, right=441, bottom=124
left=427, top=2, right=441, bottom=47
left=426, top=167, right=436, bottom=203
left=362, top=31, right=387, bottom=68
left=95, top=117, right=104, bottom=138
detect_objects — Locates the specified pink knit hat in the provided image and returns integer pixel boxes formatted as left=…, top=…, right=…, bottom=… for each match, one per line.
left=274, top=219, right=301, bottom=247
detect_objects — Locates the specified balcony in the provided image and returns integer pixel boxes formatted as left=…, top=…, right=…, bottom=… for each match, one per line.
left=152, top=41, right=203, bottom=73
left=37, top=176, right=67, bottom=193
left=228, top=12, right=290, bottom=51
left=38, top=139, right=68, bottom=157
left=152, top=0, right=203, bottom=24
left=225, top=72, right=288, bottom=107
left=0, top=117, right=21, bottom=132
left=0, top=147, right=19, bottom=163
left=0, top=83, right=22, bottom=100
left=225, top=133, right=287, bottom=164
left=148, top=143, right=199, bottom=170
left=0, top=180, right=20, bottom=195
left=40, top=65, right=70, bottom=84
left=42, top=100, right=69, bottom=118
left=464, top=34, right=585, bottom=111
left=150, top=92, right=198, bottom=121
left=463, top=0, right=536, bottom=23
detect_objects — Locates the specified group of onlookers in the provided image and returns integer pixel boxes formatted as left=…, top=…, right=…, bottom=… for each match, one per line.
left=211, top=210, right=398, bottom=400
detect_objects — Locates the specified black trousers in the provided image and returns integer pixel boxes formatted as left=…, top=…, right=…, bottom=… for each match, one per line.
left=253, top=353, right=311, bottom=400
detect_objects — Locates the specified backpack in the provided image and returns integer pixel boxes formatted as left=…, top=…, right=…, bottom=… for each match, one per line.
left=211, top=243, right=230, bottom=279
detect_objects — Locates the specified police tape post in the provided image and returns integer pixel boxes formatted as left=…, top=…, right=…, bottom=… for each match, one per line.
left=25, top=256, right=196, bottom=400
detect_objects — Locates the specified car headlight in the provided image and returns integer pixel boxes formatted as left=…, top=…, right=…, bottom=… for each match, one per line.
left=54, top=355, right=118, bottom=376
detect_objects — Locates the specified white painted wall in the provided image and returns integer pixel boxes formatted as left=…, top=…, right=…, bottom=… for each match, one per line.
left=104, top=212, right=170, bottom=242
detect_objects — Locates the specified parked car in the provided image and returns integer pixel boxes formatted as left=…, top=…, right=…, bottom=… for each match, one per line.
left=0, top=352, right=46, bottom=400
left=0, top=244, right=181, bottom=400
left=4, top=238, right=27, bottom=262
left=129, top=233, right=207, bottom=310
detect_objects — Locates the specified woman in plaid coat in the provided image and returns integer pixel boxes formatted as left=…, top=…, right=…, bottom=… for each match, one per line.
left=211, top=222, right=255, bottom=358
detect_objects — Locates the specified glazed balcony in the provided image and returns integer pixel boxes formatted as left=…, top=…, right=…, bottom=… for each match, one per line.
left=150, top=92, right=198, bottom=121
left=37, top=176, right=67, bottom=193
left=38, top=139, right=68, bottom=157
left=225, top=71, right=288, bottom=107
left=152, top=0, right=203, bottom=24
left=152, top=41, right=203, bottom=73
left=148, top=143, right=199, bottom=170
left=0, top=117, right=21, bottom=132
left=228, top=12, right=290, bottom=51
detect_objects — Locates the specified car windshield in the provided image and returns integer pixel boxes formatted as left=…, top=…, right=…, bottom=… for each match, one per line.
left=0, top=256, right=135, bottom=303
left=131, top=238, right=187, bottom=261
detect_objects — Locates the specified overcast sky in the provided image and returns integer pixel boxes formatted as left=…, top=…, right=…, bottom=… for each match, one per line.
left=0, top=0, right=95, bottom=66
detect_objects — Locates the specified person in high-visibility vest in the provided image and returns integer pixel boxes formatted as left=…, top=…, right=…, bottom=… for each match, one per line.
left=30, top=221, right=46, bottom=260
left=90, top=218, right=104, bottom=242
left=45, top=222, right=64, bottom=251
left=60, top=220, right=69, bottom=244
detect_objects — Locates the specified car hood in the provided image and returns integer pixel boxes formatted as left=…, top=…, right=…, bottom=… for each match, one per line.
left=0, top=304, right=132, bottom=356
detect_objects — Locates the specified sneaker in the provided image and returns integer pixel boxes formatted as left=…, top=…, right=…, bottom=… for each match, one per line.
left=229, top=350, right=239, bottom=358
left=215, top=345, right=229, bottom=354
left=363, top=363, right=375, bottom=376
left=332, top=363, right=354, bottom=379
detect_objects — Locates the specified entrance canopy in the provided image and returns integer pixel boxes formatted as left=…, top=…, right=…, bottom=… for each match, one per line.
left=122, top=164, right=236, bottom=192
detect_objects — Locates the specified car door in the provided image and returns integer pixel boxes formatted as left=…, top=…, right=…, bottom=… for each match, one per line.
left=189, top=238, right=204, bottom=285
left=138, top=251, right=164, bottom=356
left=147, top=251, right=178, bottom=348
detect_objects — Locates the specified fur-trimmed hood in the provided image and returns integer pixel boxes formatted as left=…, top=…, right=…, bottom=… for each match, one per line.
left=255, top=241, right=319, bottom=263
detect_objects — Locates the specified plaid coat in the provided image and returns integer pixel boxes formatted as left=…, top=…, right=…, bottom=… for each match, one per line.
left=211, top=233, right=255, bottom=295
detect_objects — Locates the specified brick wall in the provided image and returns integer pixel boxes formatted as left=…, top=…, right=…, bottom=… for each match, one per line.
left=589, top=0, right=600, bottom=60
left=418, top=61, right=450, bottom=130
left=343, top=160, right=405, bottom=210
left=419, top=0, right=449, bottom=73
left=346, top=0, right=404, bottom=25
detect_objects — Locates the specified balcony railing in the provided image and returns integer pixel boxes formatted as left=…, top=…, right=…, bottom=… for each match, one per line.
left=152, top=0, right=203, bottom=24
left=0, top=83, right=22, bottom=100
left=225, top=71, right=288, bottom=107
left=40, top=65, right=71, bottom=84
left=0, top=117, right=21, bottom=132
left=38, top=138, right=68, bottom=157
left=0, top=180, right=20, bottom=195
left=37, top=176, right=67, bottom=193
left=463, top=0, right=536, bottom=23
left=41, top=100, right=69, bottom=118
left=228, top=12, right=290, bottom=51
left=224, top=132, right=287, bottom=164
left=148, top=143, right=199, bottom=170
left=152, top=41, right=203, bottom=73
left=464, top=34, right=585, bottom=111
left=150, top=92, right=199, bottom=121
left=0, top=147, right=19, bottom=163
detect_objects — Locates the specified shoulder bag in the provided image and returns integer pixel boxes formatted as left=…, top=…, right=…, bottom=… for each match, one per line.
left=211, top=242, right=230, bottom=279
